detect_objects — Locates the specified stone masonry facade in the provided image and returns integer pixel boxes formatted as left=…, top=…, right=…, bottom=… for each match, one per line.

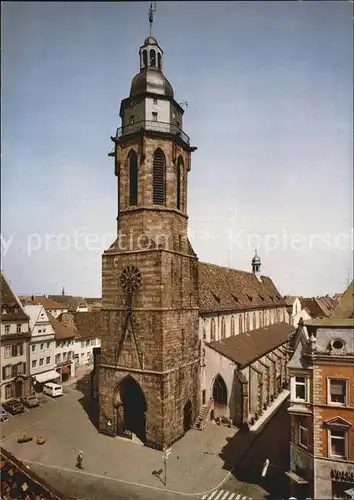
left=99, top=132, right=201, bottom=450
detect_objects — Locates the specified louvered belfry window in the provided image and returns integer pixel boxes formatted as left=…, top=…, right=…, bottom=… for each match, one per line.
left=153, top=149, right=165, bottom=205
left=129, top=150, right=138, bottom=206
left=176, top=156, right=183, bottom=210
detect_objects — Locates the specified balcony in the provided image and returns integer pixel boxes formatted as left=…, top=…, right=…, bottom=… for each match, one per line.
left=116, top=120, right=190, bottom=146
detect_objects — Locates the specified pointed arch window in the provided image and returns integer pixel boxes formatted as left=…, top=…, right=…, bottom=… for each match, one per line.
left=231, top=316, right=235, bottom=335
left=260, top=312, right=264, bottom=328
left=142, top=50, right=147, bottom=68
left=213, top=375, right=227, bottom=406
left=153, top=149, right=165, bottom=205
left=221, top=317, right=226, bottom=339
left=239, top=315, right=243, bottom=334
left=253, top=312, right=257, bottom=330
left=246, top=313, right=250, bottom=331
left=150, top=49, right=156, bottom=67
left=210, top=318, right=216, bottom=341
left=176, top=156, right=183, bottom=210
left=128, top=150, right=138, bottom=206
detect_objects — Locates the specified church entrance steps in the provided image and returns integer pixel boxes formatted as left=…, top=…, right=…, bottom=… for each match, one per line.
left=192, top=398, right=213, bottom=430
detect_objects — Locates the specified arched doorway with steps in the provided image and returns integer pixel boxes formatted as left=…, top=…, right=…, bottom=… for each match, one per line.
left=114, top=376, right=147, bottom=443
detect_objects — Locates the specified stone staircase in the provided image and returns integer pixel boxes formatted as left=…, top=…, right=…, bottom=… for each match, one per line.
left=192, top=398, right=213, bottom=430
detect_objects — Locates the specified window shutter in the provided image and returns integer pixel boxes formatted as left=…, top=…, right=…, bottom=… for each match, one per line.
left=153, top=149, right=165, bottom=205
left=12, top=365, right=17, bottom=378
left=12, top=345, right=16, bottom=357
left=2, top=367, right=5, bottom=380
left=129, top=150, right=138, bottom=206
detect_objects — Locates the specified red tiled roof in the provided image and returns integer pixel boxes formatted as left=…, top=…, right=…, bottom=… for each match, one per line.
left=198, top=262, right=285, bottom=314
left=47, top=312, right=76, bottom=340
left=19, top=295, right=68, bottom=310
left=208, top=322, right=294, bottom=367
left=58, top=312, right=101, bottom=340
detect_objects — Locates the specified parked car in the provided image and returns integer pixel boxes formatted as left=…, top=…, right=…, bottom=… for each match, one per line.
left=43, top=383, right=63, bottom=397
left=0, top=405, right=9, bottom=423
left=20, top=394, right=40, bottom=408
left=3, top=400, right=24, bottom=415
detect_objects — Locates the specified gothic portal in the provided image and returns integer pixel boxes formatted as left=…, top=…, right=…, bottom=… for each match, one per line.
left=98, top=21, right=200, bottom=449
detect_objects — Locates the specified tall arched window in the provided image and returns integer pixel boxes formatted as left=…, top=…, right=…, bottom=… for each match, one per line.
left=260, top=312, right=264, bottom=328
left=210, top=318, right=216, bottom=341
left=142, top=50, right=147, bottom=67
left=231, top=316, right=235, bottom=335
left=239, top=315, right=243, bottom=334
left=153, top=149, right=165, bottom=205
left=253, top=312, right=257, bottom=330
left=157, top=53, right=162, bottom=70
left=246, top=313, right=250, bottom=331
left=221, top=317, right=226, bottom=339
left=213, top=375, right=227, bottom=405
left=128, top=150, right=138, bottom=206
left=176, top=156, right=183, bottom=210
left=150, top=49, right=156, bottom=67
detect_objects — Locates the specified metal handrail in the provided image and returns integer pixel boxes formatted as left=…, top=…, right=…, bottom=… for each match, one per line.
left=116, top=120, right=190, bottom=145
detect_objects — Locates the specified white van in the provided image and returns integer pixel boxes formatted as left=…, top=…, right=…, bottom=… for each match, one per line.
left=43, top=383, right=63, bottom=397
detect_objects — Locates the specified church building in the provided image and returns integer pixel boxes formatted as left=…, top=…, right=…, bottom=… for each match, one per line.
left=98, top=13, right=294, bottom=450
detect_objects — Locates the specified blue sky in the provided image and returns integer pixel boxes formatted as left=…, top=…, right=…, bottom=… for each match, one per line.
left=2, top=1, right=353, bottom=297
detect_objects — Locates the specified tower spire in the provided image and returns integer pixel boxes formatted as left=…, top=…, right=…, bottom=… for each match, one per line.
left=148, top=2, right=156, bottom=37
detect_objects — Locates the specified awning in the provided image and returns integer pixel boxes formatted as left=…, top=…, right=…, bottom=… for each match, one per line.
left=34, top=370, right=60, bottom=384
left=285, top=471, right=309, bottom=484
left=61, top=366, right=70, bottom=374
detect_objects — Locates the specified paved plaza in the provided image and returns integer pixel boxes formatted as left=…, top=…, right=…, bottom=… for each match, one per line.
left=0, top=383, right=269, bottom=499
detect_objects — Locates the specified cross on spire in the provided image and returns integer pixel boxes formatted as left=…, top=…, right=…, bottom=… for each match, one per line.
left=148, top=2, right=156, bottom=37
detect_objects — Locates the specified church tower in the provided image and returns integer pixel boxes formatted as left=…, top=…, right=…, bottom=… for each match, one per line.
left=99, top=7, right=200, bottom=449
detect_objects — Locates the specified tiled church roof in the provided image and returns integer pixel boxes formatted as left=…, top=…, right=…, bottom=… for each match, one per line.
left=208, top=322, right=294, bottom=367
left=198, top=262, right=285, bottom=314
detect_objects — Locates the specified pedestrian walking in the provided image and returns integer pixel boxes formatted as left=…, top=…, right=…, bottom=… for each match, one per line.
left=75, top=449, right=84, bottom=469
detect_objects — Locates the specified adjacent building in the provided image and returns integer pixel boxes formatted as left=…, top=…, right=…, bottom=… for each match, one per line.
left=49, top=294, right=88, bottom=313
left=20, top=296, right=69, bottom=318
left=57, top=311, right=101, bottom=366
left=23, top=304, right=59, bottom=389
left=287, top=281, right=354, bottom=499
left=0, top=273, right=31, bottom=402
left=47, top=314, right=76, bottom=382
left=284, top=296, right=311, bottom=327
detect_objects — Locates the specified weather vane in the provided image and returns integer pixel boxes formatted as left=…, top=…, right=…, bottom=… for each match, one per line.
left=149, top=2, right=157, bottom=37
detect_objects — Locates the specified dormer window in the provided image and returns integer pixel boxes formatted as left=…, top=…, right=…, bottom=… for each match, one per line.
left=332, top=339, right=344, bottom=350
left=246, top=294, right=253, bottom=302
left=259, top=294, right=264, bottom=301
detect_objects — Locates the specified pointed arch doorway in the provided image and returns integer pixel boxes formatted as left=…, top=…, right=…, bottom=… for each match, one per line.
left=114, top=376, right=147, bottom=442
left=183, top=400, right=192, bottom=433
left=212, top=374, right=228, bottom=419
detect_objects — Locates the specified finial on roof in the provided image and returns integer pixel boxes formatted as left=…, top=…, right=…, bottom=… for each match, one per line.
left=61, top=286, right=65, bottom=296
left=148, top=2, right=156, bottom=37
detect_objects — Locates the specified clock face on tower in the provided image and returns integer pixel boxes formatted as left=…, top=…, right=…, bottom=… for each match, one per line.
left=120, top=265, right=142, bottom=294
